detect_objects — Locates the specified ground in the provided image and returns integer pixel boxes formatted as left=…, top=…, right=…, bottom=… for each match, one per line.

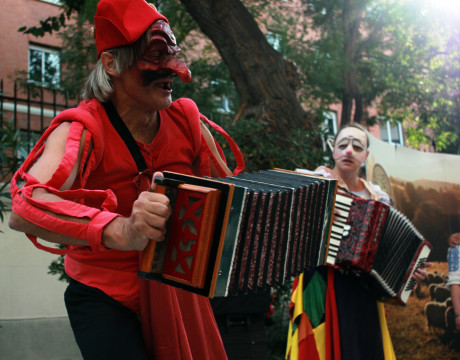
left=386, top=262, right=460, bottom=360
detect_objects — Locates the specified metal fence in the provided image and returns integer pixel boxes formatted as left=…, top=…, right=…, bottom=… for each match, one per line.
left=0, top=79, right=78, bottom=151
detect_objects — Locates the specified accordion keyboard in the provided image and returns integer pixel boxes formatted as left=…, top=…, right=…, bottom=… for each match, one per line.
left=399, top=244, right=431, bottom=303
left=326, top=193, right=354, bottom=265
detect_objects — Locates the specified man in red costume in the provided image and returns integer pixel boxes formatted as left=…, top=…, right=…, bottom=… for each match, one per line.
left=9, top=0, right=243, bottom=359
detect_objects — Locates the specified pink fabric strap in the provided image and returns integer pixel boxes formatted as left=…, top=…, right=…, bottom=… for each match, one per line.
left=12, top=185, right=119, bottom=254
left=199, top=114, right=245, bottom=176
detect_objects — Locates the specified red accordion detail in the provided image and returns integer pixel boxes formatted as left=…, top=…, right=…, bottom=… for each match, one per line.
left=161, top=185, right=221, bottom=288
left=336, top=198, right=388, bottom=272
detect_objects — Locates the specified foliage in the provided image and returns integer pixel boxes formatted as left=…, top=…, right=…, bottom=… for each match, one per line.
left=212, top=116, right=326, bottom=174
left=377, top=7, right=460, bottom=153
left=58, top=17, right=97, bottom=99
left=0, top=118, right=28, bottom=223
left=48, top=248, right=71, bottom=283
left=18, top=0, right=96, bottom=37
left=291, top=0, right=460, bottom=153
left=267, top=281, right=293, bottom=360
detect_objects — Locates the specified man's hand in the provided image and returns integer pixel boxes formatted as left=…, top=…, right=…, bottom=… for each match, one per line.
left=102, top=172, right=171, bottom=251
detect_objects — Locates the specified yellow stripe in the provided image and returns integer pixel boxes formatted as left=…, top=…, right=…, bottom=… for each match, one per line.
left=286, top=274, right=304, bottom=359
left=286, top=321, right=299, bottom=359
left=377, top=302, right=396, bottom=360
left=293, top=273, right=305, bottom=320
left=313, top=322, right=326, bottom=360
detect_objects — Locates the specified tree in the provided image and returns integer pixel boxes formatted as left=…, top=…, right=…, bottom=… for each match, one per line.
left=18, top=0, right=460, bottom=154
left=179, top=0, right=310, bottom=135
left=378, top=3, right=460, bottom=153
left=0, top=118, right=29, bottom=223
left=285, top=0, right=460, bottom=151
left=20, top=0, right=318, bottom=138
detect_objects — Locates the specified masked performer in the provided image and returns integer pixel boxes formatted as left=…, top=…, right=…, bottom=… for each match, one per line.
left=9, top=1, right=244, bottom=359
left=287, top=123, right=428, bottom=360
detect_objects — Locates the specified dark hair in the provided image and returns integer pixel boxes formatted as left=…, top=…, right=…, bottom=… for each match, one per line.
left=334, top=123, right=369, bottom=149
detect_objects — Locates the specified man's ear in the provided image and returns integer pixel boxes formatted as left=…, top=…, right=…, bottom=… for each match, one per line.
left=100, top=52, right=118, bottom=76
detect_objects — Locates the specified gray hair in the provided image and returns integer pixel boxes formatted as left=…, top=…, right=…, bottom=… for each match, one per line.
left=81, top=31, right=149, bottom=102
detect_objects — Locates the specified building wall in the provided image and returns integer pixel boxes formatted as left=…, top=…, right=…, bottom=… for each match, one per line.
left=0, top=211, right=69, bottom=320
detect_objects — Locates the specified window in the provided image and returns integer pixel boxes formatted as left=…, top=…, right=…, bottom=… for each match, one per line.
left=266, top=32, right=282, bottom=51
left=28, top=45, right=61, bottom=86
left=322, top=111, right=338, bottom=153
left=379, top=120, right=404, bottom=146
left=322, top=111, right=338, bottom=137
left=209, top=80, right=232, bottom=114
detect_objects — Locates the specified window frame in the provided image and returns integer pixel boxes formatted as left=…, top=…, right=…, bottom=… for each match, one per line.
left=380, top=120, right=404, bottom=146
left=28, top=44, right=61, bottom=87
left=322, top=111, right=338, bottom=153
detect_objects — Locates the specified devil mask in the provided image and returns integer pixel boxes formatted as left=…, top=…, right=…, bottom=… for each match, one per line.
left=130, top=20, right=191, bottom=86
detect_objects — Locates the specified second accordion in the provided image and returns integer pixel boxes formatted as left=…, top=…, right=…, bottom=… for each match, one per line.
left=138, top=169, right=431, bottom=304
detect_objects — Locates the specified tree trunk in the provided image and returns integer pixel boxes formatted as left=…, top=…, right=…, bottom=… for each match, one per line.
left=341, top=92, right=353, bottom=126
left=353, top=92, right=363, bottom=124
left=180, top=0, right=311, bottom=135
left=341, top=0, right=361, bottom=126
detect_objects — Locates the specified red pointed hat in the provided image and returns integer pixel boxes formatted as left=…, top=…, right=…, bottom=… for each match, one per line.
left=94, top=0, right=168, bottom=58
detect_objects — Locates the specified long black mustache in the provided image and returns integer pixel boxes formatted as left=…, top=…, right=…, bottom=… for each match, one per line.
left=141, top=71, right=176, bottom=86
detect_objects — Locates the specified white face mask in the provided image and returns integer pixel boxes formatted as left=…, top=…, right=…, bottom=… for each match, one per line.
left=335, top=137, right=366, bottom=154
left=333, top=128, right=369, bottom=166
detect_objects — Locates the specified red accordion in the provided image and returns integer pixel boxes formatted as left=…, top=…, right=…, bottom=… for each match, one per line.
left=327, top=191, right=432, bottom=304
left=138, top=170, right=337, bottom=297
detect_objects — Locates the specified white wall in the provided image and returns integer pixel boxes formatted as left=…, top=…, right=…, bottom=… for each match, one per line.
left=0, top=211, right=69, bottom=319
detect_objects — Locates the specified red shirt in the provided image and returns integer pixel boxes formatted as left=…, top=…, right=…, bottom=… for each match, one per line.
left=65, top=98, right=205, bottom=313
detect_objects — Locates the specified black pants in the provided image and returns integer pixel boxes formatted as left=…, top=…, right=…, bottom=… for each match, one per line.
left=64, top=278, right=148, bottom=360
left=213, top=313, right=269, bottom=360
left=210, top=293, right=271, bottom=360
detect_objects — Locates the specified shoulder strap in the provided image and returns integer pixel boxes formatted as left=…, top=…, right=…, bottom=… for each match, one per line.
left=200, top=114, right=245, bottom=176
left=176, top=98, right=245, bottom=176
left=101, top=101, right=147, bottom=173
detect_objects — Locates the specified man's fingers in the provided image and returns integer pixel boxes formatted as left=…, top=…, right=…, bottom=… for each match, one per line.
left=150, top=171, right=164, bottom=193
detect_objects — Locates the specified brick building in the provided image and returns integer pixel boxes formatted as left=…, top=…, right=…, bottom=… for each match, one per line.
left=0, top=0, right=74, bottom=135
left=1, top=0, right=62, bottom=86
left=0, top=0, right=419, bottom=149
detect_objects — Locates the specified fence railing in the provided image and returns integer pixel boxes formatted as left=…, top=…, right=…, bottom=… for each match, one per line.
left=0, top=79, right=79, bottom=152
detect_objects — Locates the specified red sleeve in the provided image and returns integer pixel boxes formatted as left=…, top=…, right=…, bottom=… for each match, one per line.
left=10, top=118, right=120, bottom=255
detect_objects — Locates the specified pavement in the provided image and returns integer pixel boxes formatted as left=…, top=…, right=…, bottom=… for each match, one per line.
left=0, top=317, right=82, bottom=360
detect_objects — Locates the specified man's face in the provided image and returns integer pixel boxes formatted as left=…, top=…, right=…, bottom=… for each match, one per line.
left=333, top=127, right=369, bottom=171
left=130, top=20, right=191, bottom=87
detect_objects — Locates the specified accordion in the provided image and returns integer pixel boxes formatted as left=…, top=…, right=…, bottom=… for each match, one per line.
left=138, top=169, right=337, bottom=297
left=138, top=170, right=431, bottom=304
left=328, top=191, right=432, bottom=304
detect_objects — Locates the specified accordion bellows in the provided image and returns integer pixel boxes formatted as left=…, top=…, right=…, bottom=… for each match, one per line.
left=139, top=169, right=337, bottom=297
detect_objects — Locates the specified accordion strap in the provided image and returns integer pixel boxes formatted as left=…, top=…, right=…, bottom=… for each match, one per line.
left=200, top=114, right=245, bottom=176
left=102, top=101, right=147, bottom=173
